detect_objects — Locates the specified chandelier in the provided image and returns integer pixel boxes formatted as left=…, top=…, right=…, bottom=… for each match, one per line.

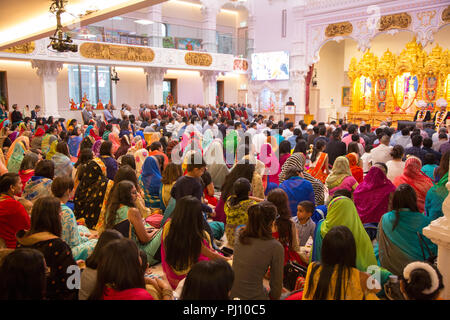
left=48, top=0, right=78, bottom=53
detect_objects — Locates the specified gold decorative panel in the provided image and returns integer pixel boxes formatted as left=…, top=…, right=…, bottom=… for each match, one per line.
left=378, top=13, right=412, bottom=31
left=442, top=6, right=450, bottom=22
left=184, top=52, right=213, bottom=67
left=79, top=43, right=154, bottom=62
left=325, top=22, right=353, bottom=37
left=1, top=42, right=35, bottom=54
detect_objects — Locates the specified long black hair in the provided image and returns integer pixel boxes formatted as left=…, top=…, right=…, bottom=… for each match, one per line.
left=310, top=139, right=326, bottom=163
left=105, top=180, right=136, bottom=230
left=293, top=139, right=307, bottom=154
left=88, top=238, right=146, bottom=300
left=228, top=177, right=251, bottom=206
left=0, top=248, right=46, bottom=300
left=238, top=201, right=277, bottom=246
left=304, top=225, right=357, bottom=300
left=24, top=196, right=62, bottom=237
left=221, top=160, right=255, bottom=201
left=164, top=196, right=205, bottom=272
left=85, top=229, right=123, bottom=269
left=19, top=152, right=39, bottom=171
left=180, top=260, right=234, bottom=300
left=391, top=184, right=419, bottom=231
left=267, top=188, right=294, bottom=250
left=435, top=150, right=450, bottom=181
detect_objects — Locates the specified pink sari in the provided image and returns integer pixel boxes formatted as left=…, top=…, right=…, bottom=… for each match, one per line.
left=161, top=220, right=211, bottom=289
left=257, top=143, right=280, bottom=185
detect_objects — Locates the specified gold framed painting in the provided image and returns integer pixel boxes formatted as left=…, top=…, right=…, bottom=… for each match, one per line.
left=342, top=86, right=351, bottom=107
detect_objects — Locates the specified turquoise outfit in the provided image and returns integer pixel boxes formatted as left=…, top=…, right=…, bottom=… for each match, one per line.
left=375, top=208, right=437, bottom=276
left=424, top=172, right=448, bottom=221
left=60, top=204, right=97, bottom=261
left=114, top=205, right=161, bottom=265
left=421, top=164, right=437, bottom=181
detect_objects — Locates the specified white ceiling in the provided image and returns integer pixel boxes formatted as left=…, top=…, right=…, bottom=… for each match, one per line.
left=0, top=0, right=167, bottom=50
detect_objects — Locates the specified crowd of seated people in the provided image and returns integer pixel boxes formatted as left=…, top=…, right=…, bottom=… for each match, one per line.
left=0, top=99, right=446, bottom=300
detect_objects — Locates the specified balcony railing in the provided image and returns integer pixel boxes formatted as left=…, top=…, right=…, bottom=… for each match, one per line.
left=66, top=16, right=254, bottom=58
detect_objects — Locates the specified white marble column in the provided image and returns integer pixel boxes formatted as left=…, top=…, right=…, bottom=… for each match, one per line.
left=289, top=70, right=307, bottom=123
left=146, top=4, right=163, bottom=48
left=143, top=67, right=167, bottom=106
left=200, top=70, right=221, bottom=106
left=290, top=2, right=308, bottom=123
left=200, top=6, right=219, bottom=53
left=423, top=180, right=450, bottom=300
left=246, top=14, right=256, bottom=58
left=31, top=60, right=63, bottom=118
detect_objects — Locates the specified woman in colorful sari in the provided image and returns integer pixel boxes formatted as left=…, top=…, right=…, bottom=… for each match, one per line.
left=6, top=135, right=29, bottom=173
left=311, top=196, right=392, bottom=287
left=108, top=131, right=120, bottom=155
left=92, top=139, right=102, bottom=157
left=84, top=124, right=101, bottom=141
left=161, top=195, right=228, bottom=289
left=346, top=152, right=363, bottom=183
left=22, top=159, right=54, bottom=203
left=393, top=156, right=433, bottom=213
left=425, top=152, right=449, bottom=221
left=376, top=184, right=437, bottom=276
left=257, top=143, right=280, bottom=185
left=204, top=139, right=229, bottom=190
left=280, top=166, right=315, bottom=217
left=74, top=158, right=111, bottom=230
left=105, top=180, right=162, bottom=266
left=353, top=165, right=396, bottom=225
left=51, top=176, right=98, bottom=261
left=115, top=135, right=131, bottom=160
left=41, top=126, right=58, bottom=156
left=306, top=139, right=329, bottom=184
left=325, top=156, right=358, bottom=197
left=30, top=127, right=45, bottom=150
left=303, top=225, right=380, bottom=300
left=52, top=141, right=73, bottom=178
left=68, top=127, right=83, bottom=158
left=279, top=152, right=326, bottom=206
left=134, top=148, right=149, bottom=177
left=7, top=124, right=19, bottom=143
left=202, top=128, right=215, bottom=151
left=279, top=140, right=291, bottom=169
left=18, top=152, right=39, bottom=193
left=45, top=139, right=58, bottom=160
left=99, top=141, right=118, bottom=181
left=139, top=156, right=162, bottom=209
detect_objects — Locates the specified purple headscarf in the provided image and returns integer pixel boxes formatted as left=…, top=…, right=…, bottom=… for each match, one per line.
left=353, top=166, right=396, bottom=224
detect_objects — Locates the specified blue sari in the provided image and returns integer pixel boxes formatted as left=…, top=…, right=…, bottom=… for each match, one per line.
left=68, top=135, right=82, bottom=157
left=375, top=209, right=437, bottom=276
left=279, top=176, right=315, bottom=217
left=138, top=156, right=162, bottom=209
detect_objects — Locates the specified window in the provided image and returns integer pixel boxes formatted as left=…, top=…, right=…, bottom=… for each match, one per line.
left=68, top=64, right=112, bottom=109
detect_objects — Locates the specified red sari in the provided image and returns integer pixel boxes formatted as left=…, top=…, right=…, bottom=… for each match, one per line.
left=306, top=152, right=328, bottom=184
left=347, top=153, right=363, bottom=183
left=102, top=287, right=154, bottom=300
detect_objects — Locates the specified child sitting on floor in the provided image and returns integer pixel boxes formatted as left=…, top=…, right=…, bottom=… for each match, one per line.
left=292, top=200, right=316, bottom=247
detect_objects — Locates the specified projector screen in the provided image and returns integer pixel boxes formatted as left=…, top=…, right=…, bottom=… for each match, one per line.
left=251, top=51, right=289, bottom=81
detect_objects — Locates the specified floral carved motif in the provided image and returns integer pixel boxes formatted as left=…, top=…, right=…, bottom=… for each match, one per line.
left=378, top=12, right=412, bottom=31
left=325, top=22, right=353, bottom=37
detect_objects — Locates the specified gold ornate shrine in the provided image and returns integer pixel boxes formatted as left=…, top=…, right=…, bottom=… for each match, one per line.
left=347, top=38, right=450, bottom=126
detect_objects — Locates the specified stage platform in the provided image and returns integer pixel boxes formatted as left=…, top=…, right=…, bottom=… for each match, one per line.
left=347, top=111, right=415, bottom=127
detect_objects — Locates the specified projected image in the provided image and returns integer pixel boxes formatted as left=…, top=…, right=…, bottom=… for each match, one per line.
left=251, top=51, right=289, bottom=81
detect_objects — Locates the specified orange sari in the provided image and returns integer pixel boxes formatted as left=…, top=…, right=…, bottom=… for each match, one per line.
left=307, top=152, right=328, bottom=184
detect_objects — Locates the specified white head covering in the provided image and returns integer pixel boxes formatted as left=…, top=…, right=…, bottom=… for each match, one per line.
left=417, top=100, right=427, bottom=108
left=436, top=98, right=448, bottom=108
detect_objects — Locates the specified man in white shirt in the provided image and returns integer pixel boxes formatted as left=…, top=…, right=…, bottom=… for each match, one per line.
left=432, top=127, right=448, bottom=143
left=282, top=122, right=294, bottom=139
left=247, top=122, right=257, bottom=136
left=370, top=135, right=393, bottom=165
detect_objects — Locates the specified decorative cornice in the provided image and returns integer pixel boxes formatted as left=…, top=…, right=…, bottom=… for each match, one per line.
left=185, top=52, right=213, bottom=67
left=31, top=60, right=63, bottom=78
left=79, top=43, right=154, bottom=62
left=325, top=22, right=353, bottom=37
left=442, top=5, right=450, bottom=22
left=378, top=12, right=412, bottom=31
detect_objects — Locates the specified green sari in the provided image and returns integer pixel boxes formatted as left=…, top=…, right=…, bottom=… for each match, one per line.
left=311, top=196, right=391, bottom=286
left=6, top=140, right=27, bottom=173
left=425, top=172, right=448, bottom=221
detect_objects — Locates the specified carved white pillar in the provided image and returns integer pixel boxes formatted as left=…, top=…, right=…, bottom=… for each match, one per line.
left=200, top=70, right=221, bottom=106
left=200, top=5, right=219, bottom=53
left=31, top=60, right=63, bottom=118
left=144, top=67, right=167, bottom=105
left=289, top=70, right=307, bottom=122
left=423, top=179, right=450, bottom=300
left=147, top=4, right=163, bottom=47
